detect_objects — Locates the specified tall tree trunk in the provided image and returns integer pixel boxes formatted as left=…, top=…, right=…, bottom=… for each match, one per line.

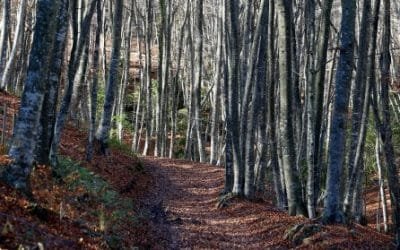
left=117, top=4, right=134, bottom=142
left=343, top=0, right=372, bottom=218
left=142, top=0, right=153, bottom=156
left=304, top=0, right=317, bottom=218
left=267, top=0, right=286, bottom=209
left=378, top=0, right=400, bottom=245
left=242, top=0, right=269, bottom=199
left=96, top=0, right=123, bottom=152
left=0, top=0, right=61, bottom=195
left=192, top=0, right=205, bottom=162
left=35, top=0, right=69, bottom=165
left=226, top=0, right=242, bottom=195
left=87, top=0, right=102, bottom=161
left=276, top=0, right=305, bottom=216
left=323, top=0, right=356, bottom=223
left=313, top=0, right=334, bottom=201
left=49, top=0, right=97, bottom=166
left=209, top=5, right=223, bottom=164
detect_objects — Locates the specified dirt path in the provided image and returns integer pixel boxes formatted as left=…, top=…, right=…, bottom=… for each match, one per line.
left=139, top=157, right=302, bottom=249
left=137, top=157, right=395, bottom=250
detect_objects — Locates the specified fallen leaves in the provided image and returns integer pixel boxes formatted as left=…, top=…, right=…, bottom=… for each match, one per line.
left=0, top=91, right=397, bottom=249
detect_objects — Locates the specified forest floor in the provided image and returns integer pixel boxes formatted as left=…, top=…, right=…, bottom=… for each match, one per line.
left=0, top=91, right=397, bottom=249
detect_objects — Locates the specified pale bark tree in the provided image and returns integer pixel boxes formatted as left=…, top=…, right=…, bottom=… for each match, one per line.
left=87, top=0, right=102, bottom=161
left=50, top=0, right=97, bottom=166
left=0, top=0, right=10, bottom=83
left=276, top=0, right=305, bottom=216
left=96, top=0, right=124, bottom=152
left=142, top=0, right=153, bottom=156
left=1, top=0, right=27, bottom=90
left=192, top=0, right=206, bottom=162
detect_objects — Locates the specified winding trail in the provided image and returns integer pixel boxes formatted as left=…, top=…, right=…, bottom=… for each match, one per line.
left=139, top=157, right=299, bottom=249
left=137, top=157, right=395, bottom=249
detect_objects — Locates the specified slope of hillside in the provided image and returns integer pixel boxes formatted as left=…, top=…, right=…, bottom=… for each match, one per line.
left=0, top=91, right=396, bottom=249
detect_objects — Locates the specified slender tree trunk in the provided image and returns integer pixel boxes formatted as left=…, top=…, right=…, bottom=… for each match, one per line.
left=49, top=0, right=97, bottom=166
left=242, top=0, right=269, bottom=199
left=323, top=0, right=356, bottom=223
left=375, top=138, right=388, bottom=233
left=192, top=0, right=205, bottom=162
left=142, top=0, right=153, bottom=156
left=276, top=0, right=305, bottom=216
left=304, top=0, right=317, bottom=218
left=95, top=0, right=123, bottom=152
left=1, top=0, right=26, bottom=90
left=378, top=0, right=400, bottom=245
left=226, top=0, right=243, bottom=195
left=87, top=0, right=102, bottom=161
left=313, top=0, right=334, bottom=202
left=343, top=0, right=372, bottom=217
left=0, top=0, right=10, bottom=83
left=169, top=4, right=189, bottom=158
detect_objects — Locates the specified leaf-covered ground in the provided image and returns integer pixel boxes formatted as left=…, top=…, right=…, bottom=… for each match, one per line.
left=0, top=91, right=397, bottom=249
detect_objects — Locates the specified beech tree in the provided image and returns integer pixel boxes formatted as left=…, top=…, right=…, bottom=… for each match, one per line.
left=0, top=1, right=399, bottom=247
left=0, top=0, right=61, bottom=195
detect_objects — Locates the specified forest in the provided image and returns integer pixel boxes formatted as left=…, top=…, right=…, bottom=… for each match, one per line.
left=0, top=0, right=400, bottom=249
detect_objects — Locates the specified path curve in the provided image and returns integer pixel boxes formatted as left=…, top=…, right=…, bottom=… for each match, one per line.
left=139, top=157, right=297, bottom=249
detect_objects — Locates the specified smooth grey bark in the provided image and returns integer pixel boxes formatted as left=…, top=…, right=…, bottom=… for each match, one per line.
left=49, top=0, right=97, bottom=166
left=87, top=0, right=102, bottom=161
left=184, top=17, right=195, bottom=160
left=304, top=0, right=317, bottom=218
left=313, top=0, right=334, bottom=201
left=276, top=0, right=305, bottom=216
left=0, top=0, right=10, bottom=83
left=95, top=0, right=123, bottom=152
left=169, top=4, right=189, bottom=158
left=268, top=0, right=286, bottom=209
left=240, top=0, right=253, bottom=97
left=142, top=0, right=153, bottom=156
left=192, top=0, right=205, bottom=162
left=14, top=3, right=33, bottom=94
left=242, top=0, right=269, bottom=199
left=155, top=0, right=168, bottom=157
left=1, top=0, right=26, bottom=90
left=0, top=0, right=61, bottom=195
left=223, top=1, right=233, bottom=192
left=375, top=138, right=388, bottom=233
left=210, top=3, right=223, bottom=165
left=323, top=0, right=356, bottom=223
left=117, top=4, right=134, bottom=142
left=226, top=0, right=243, bottom=195
left=132, top=10, right=144, bottom=153
left=71, top=41, right=90, bottom=123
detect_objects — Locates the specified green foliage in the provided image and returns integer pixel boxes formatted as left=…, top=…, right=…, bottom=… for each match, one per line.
left=108, top=137, right=137, bottom=157
left=96, top=83, right=106, bottom=118
left=174, top=136, right=186, bottom=159
left=54, top=157, right=138, bottom=233
left=112, top=113, right=133, bottom=133
left=364, top=120, right=378, bottom=182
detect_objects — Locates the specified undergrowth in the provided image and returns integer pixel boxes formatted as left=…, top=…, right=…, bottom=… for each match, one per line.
left=54, top=157, right=139, bottom=248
